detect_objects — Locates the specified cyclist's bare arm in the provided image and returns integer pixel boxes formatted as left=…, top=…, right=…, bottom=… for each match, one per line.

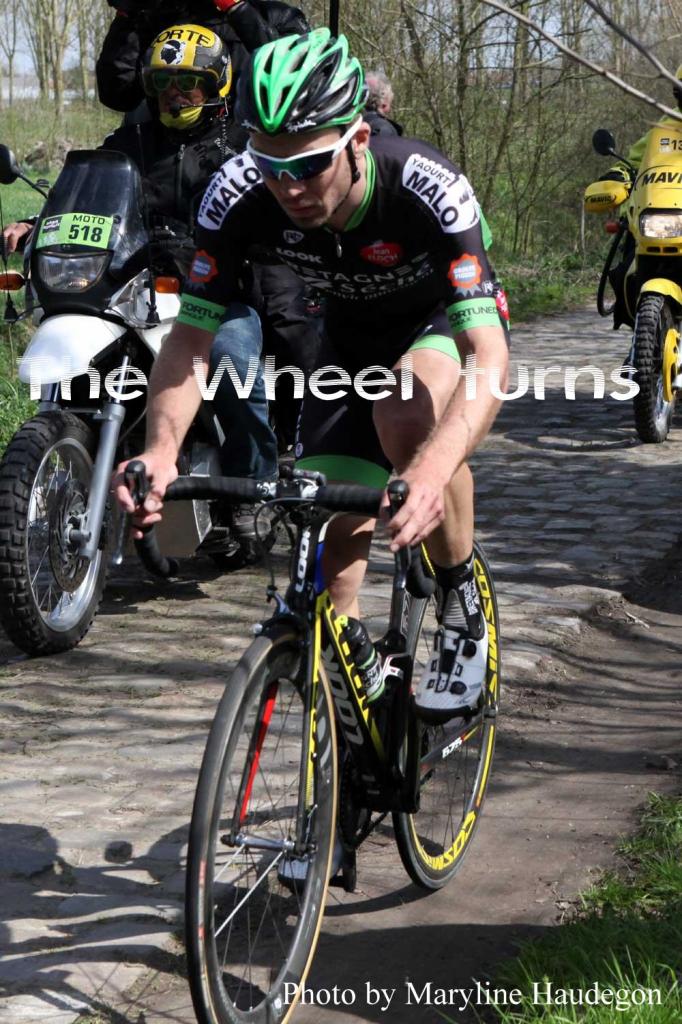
left=113, top=321, right=214, bottom=527
left=387, top=323, right=508, bottom=550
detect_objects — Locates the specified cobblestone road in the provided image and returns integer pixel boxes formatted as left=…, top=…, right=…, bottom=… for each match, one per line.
left=2, top=308, right=682, bottom=1023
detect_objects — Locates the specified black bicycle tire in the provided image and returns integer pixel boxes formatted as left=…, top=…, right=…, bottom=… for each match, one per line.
left=632, top=293, right=675, bottom=443
left=393, top=542, right=500, bottom=890
left=0, top=411, right=110, bottom=655
left=185, top=624, right=338, bottom=1024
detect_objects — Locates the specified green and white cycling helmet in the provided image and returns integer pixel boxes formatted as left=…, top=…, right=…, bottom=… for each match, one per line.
left=236, top=28, right=368, bottom=135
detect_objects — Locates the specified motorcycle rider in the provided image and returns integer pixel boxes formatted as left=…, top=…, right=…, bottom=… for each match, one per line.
left=96, top=0, right=309, bottom=114
left=589, top=64, right=682, bottom=327
left=5, top=25, right=320, bottom=524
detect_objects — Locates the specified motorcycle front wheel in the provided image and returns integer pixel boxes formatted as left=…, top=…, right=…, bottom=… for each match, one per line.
left=0, top=411, right=110, bottom=655
left=632, top=293, right=677, bottom=443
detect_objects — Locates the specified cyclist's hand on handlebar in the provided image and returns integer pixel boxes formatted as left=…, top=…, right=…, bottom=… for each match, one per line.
left=112, top=452, right=178, bottom=538
left=384, top=467, right=446, bottom=552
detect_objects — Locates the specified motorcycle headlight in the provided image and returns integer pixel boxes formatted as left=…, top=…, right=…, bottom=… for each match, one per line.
left=639, top=212, right=682, bottom=239
left=37, top=252, right=110, bottom=292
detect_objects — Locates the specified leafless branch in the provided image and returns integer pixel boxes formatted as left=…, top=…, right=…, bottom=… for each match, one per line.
left=478, top=0, right=682, bottom=120
left=583, top=0, right=680, bottom=89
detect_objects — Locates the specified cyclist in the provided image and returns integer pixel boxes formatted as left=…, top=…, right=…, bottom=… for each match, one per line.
left=115, top=29, right=510, bottom=723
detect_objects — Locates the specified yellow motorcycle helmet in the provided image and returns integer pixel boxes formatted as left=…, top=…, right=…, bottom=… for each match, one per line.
left=142, top=24, right=233, bottom=130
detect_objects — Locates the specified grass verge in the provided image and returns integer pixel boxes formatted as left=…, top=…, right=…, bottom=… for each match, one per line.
left=497, top=250, right=603, bottom=324
left=0, top=320, right=36, bottom=453
left=480, top=793, right=682, bottom=1023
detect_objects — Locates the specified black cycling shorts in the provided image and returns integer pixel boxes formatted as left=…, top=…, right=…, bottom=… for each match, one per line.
left=294, top=295, right=510, bottom=488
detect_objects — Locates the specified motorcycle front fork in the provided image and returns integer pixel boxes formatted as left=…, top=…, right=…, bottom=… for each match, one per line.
left=40, top=357, right=130, bottom=565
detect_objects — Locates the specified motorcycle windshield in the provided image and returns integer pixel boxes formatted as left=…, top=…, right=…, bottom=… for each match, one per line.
left=32, top=149, right=148, bottom=275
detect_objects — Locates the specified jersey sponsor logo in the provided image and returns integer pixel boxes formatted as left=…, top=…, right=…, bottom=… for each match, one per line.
left=177, top=293, right=226, bottom=332
left=189, top=249, right=218, bottom=284
left=448, top=253, right=482, bottom=294
left=275, top=247, right=323, bottom=264
left=402, top=153, right=480, bottom=234
left=282, top=251, right=434, bottom=300
left=447, top=297, right=499, bottom=333
left=495, top=286, right=510, bottom=322
left=360, top=240, right=404, bottom=267
left=284, top=229, right=304, bottom=244
left=198, top=154, right=262, bottom=228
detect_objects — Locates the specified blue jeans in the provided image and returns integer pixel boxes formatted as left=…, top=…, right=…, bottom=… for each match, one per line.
left=209, top=304, right=278, bottom=481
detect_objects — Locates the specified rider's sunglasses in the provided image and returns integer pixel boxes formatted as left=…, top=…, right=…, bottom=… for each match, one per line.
left=247, top=119, right=362, bottom=182
left=143, top=71, right=211, bottom=96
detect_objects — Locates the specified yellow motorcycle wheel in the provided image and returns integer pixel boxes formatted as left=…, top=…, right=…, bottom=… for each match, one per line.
left=632, top=294, right=677, bottom=443
left=662, top=327, right=680, bottom=404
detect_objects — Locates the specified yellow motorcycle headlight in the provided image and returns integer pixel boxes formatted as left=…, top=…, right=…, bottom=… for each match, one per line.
left=639, top=212, right=682, bottom=238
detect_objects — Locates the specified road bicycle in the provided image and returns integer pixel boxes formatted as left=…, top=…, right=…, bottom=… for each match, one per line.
left=125, top=463, right=501, bottom=1024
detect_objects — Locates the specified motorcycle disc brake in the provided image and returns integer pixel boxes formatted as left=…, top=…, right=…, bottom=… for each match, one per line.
left=49, top=479, right=90, bottom=592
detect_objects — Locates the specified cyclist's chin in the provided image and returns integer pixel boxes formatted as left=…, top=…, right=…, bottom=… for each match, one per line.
left=282, top=204, right=326, bottom=229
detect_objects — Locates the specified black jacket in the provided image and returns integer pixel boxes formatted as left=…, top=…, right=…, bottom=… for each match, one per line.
left=100, top=114, right=242, bottom=274
left=96, top=0, right=309, bottom=112
left=364, top=110, right=403, bottom=137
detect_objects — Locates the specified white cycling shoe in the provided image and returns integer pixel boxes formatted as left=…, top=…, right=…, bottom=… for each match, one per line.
left=414, top=617, right=488, bottom=724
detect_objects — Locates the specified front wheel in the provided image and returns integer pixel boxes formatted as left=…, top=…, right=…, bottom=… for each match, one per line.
left=185, top=625, right=337, bottom=1024
left=632, top=293, right=678, bottom=443
left=393, top=543, right=500, bottom=890
left=0, top=411, right=110, bottom=655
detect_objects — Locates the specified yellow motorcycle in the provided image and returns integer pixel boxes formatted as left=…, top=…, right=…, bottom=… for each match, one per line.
left=585, top=124, right=682, bottom=442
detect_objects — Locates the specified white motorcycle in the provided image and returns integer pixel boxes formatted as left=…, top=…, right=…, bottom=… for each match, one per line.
left=0, top=145, right=241, bottom=656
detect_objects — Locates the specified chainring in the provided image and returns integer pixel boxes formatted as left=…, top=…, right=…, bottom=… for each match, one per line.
left=48, top=479, right=90, bottom=592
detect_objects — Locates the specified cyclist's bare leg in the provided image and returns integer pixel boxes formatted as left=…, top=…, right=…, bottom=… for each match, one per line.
left=375, top=347, right=472, bottom=567
left=322, top=349, right=469, bottom=617
left=321, top=513, right=375, bottom=617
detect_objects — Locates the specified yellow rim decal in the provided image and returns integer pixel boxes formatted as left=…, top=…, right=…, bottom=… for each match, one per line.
left=662, top=327, right=680, bottom=404
left=410, top=552, right=499, bottom=870
left=409, top=809, right=477, bottom=870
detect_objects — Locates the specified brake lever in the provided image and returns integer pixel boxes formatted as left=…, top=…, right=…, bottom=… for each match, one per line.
left=124, top=458, right=150, bottom=509
left=387, top=479, right=410, bottom=584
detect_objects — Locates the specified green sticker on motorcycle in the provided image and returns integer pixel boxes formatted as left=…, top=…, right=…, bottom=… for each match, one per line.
left=36, top=212, right=114, bottom=250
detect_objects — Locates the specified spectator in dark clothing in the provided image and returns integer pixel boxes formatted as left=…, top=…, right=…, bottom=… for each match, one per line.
left=364, top=69, right=403, bottom=136
left=96, top=0, right=309, bottom=113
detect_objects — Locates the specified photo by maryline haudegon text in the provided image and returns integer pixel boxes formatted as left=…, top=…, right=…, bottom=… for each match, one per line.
left=280, top=978, right=664, bottom=1013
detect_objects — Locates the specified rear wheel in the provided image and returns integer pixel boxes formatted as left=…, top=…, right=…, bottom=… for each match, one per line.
left=632, top=293, right=678, bottom=443
left=0, top=412, right=110, bottom=655
left=185, top=626, right=337, bottom=1024
left=393, top=544, right=500, bottom=889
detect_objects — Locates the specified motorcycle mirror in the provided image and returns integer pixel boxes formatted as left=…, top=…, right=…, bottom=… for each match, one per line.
left=593, top=129, right=616, bottom=157
left=0, top=144, right=21, bottom=184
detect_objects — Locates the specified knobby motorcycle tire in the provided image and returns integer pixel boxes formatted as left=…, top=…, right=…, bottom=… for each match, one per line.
left=632, top=293, right=675, bottom=443
left=0, top=411, right=110, bottom=655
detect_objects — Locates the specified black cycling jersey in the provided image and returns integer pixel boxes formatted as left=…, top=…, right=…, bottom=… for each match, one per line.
left=179, top=134, right=502, bottom=348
